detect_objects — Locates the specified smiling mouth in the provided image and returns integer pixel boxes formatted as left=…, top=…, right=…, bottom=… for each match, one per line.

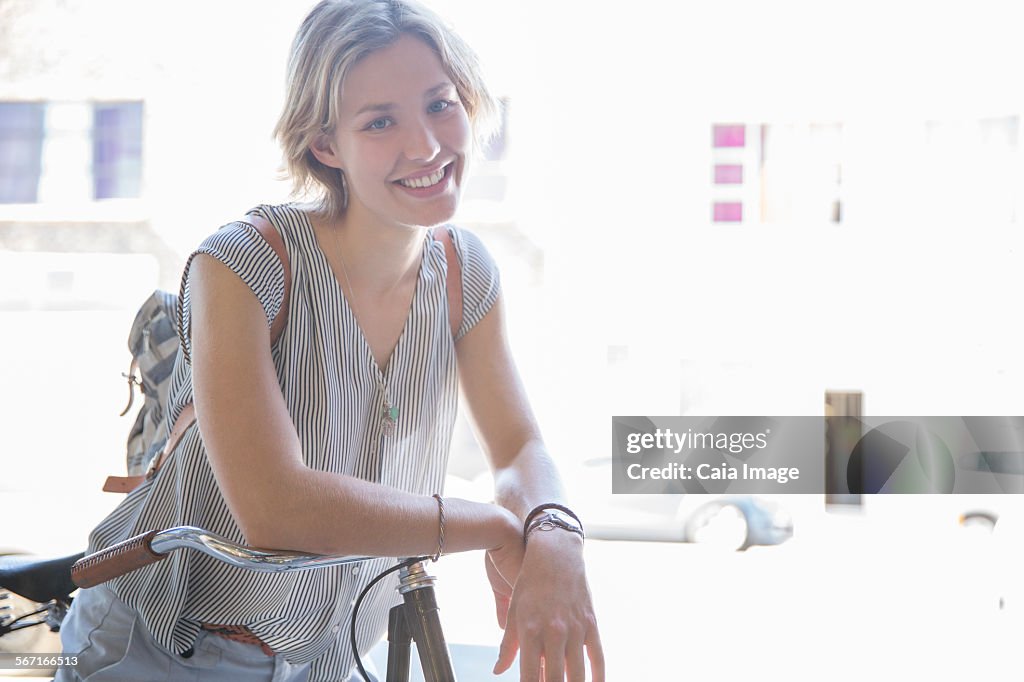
left=396, top=164, right=449, bottom=189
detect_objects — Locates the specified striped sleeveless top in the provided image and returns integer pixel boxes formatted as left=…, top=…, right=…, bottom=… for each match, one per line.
left=86, top=203, right=501, bottom=680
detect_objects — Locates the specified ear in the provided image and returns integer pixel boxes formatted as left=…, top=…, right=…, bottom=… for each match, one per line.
left=309, top=131, right=344, bottom=170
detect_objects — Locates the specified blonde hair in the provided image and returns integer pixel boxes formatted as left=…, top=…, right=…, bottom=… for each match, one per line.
left=274, top=0, right=499, bottom=218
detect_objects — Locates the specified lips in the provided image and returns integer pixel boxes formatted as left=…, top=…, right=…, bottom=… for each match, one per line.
left=395, top=163, right=450, bottom=189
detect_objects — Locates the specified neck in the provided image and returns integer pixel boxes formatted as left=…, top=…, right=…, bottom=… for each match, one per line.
left=319, top=208, right=425, bottom=297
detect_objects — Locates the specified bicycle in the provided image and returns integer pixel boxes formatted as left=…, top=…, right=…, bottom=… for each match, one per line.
left=1, top=527, right=459, bottom=681
left=0, top=550, right=82, bottom=671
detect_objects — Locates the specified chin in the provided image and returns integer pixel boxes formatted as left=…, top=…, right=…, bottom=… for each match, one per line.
left=405, top=199, right=460, bottom=228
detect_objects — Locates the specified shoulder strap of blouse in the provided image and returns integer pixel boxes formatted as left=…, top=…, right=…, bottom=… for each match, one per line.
left=433, top=225, right=463, bottom=338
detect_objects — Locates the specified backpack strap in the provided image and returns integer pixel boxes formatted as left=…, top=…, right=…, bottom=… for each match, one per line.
left=433, top=225, right=462, bottom=338
left=103, top=217, right=292, bottom=494
left=249, top=214, right=292, bottom=346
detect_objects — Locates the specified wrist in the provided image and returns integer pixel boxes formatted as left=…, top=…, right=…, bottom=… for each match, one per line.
left=489, top=504, right=523, bottom=552
left=523, top=505, right=584, bottom=545
left=441, top=498, right=519, bottom=554
left=523, top=524, right=585, bottom=563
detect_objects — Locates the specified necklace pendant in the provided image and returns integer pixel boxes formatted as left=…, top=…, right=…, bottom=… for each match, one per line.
left=382, top=402, right=399, bottom=435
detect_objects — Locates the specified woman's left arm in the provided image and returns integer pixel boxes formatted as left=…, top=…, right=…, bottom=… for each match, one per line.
left=456, top=294, right=605, bottom=682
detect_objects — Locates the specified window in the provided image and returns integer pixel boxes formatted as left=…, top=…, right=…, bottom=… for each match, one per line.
left=462, top=96, right=511, bottom=205
left=0, top=100, right=143, bottom=204
left=482, top=97, right=510, bottom=162
left=93, top=102, right=143, bottom=199
left=0, top=102, right=46, bottom=203
left=711, top=123, right=756, bottom=224
left=713, top=117, right=1019, bottom=226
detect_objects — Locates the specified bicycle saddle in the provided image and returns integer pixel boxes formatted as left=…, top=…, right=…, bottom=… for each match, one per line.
left=0, top=553, right=84, bottom=603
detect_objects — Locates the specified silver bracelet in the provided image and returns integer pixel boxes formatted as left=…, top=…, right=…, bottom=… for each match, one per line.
left=524, top=510, right=584, bottom=544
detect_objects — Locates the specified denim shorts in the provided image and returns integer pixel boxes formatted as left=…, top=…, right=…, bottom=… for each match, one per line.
left=54, top=584, right=374, bottom=681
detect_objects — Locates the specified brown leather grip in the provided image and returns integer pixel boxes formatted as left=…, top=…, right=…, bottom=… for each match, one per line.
left=71, top=530, right=166, bottom=588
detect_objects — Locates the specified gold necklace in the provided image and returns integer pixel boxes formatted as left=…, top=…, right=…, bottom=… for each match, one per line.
left=333, top=226, right=401, bottom=436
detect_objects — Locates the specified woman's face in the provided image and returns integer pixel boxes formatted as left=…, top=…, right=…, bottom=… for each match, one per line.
left=313, top=33, right=472, bottom=230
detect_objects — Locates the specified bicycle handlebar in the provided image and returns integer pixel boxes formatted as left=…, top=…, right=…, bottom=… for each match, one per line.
left=71, top=526, right=454, bottom=681
left=71, top=526, right=373, bottom=588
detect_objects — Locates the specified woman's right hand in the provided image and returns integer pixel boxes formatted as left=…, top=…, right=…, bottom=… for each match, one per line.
left=483, top=507, right=525, bottom=628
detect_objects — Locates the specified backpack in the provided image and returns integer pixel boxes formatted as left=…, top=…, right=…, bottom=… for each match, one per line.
left=104, top=219, right=462, bottom=493
left=118, top=289, right=180, bottom=478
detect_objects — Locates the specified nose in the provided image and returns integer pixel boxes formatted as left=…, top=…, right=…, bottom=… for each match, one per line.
left=404, top=117, right=441, bottom=163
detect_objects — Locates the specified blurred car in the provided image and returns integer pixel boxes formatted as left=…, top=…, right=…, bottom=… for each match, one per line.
left=573, top=456, right=793, bottom=550
left=683, top=496, right=793, bottom=550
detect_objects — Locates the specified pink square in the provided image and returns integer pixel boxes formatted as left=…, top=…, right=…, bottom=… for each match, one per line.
left=713, top=124, right=745, bottom=148
left=714, top=164, right=744, bottom=184
left=713, top=202, right=743, bottom=222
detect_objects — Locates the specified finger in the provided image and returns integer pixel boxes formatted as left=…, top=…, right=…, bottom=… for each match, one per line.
left=544, top=646, right=566, bottom=682
left=485, top=553, right=513, bottom=595
left=565, top=635, right=586, bottom=682
left=586, top=625, right=606, bottom=682
left=494, top=612, right=520, bottom=674
left=538, top=620, right=569, bottom=682
left=485, top=554, right=513, bottom=628
left=493, top=592, right=511, bottom=629
left=518, top=627, right=543, bottom=682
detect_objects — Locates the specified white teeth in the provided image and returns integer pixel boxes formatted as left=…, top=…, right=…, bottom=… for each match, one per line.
left=399, top=166, right=446, bottom=189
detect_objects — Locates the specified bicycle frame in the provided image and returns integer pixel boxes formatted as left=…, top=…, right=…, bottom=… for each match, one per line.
left=70, top=526, right=456, bottom=682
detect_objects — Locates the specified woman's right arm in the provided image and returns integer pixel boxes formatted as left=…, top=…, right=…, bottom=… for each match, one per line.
left=188, top=254, right=522, bottom=570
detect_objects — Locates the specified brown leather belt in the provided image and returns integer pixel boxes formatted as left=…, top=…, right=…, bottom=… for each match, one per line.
left=200, top=622, right=275, bottom=657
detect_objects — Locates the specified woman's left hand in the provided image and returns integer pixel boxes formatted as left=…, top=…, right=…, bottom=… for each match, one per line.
left=492, top=530, right=604, bottom=682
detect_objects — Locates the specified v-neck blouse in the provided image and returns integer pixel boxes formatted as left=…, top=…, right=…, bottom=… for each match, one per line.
left=85, top=203, right=500, bottom=680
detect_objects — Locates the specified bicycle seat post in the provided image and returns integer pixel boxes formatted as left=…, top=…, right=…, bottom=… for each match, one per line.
left=397, top=561, right=456, bottom=682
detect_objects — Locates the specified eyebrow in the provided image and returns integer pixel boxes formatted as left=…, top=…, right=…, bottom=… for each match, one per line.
left=353, top=82, right=456, bottom=117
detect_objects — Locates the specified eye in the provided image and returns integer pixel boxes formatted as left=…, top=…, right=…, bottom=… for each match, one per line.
left=366, top=117, right=392, bottom=131
left=428, top=99, right=454, bottom=114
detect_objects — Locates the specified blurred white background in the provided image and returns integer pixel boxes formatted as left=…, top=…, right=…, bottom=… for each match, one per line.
left=2, top=0, right=1024, bottom=678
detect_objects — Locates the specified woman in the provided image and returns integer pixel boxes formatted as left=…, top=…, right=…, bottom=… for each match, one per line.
left=58, top=1, right=602, bottom=680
